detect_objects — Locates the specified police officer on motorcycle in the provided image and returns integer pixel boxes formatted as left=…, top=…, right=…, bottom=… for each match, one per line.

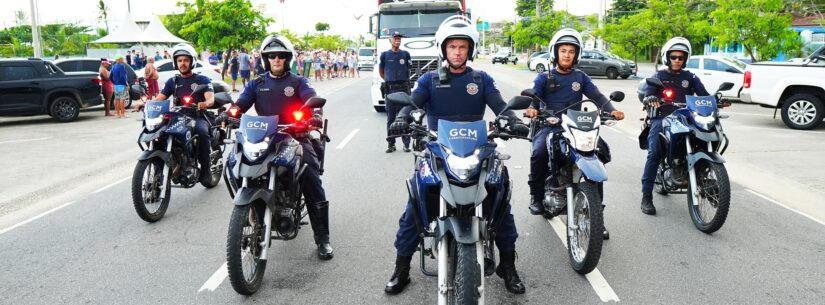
left=639, top=37, right=709, bottom=215
left=380, top=31, right=413, bottom=153
left=524, top=28, right=625, bottom=239
left=228, top=35, right=333, bottom=260
left=138, top=43, right=215, bottom=182
left=384, top=16, right=528, bottom=295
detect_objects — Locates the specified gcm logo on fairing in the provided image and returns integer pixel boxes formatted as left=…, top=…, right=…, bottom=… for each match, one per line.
left=247, top=121, right=268, bottom=130
left=449, top=128, right=478, bottom=138
left=694, top=99, right=715, bottom=107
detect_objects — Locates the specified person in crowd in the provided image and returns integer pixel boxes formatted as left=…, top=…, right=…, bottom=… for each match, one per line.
left=99, top=58, right=114, bottom=117
left=111, top=54, right=129, bottom=118
left=144, top=57, right=160, bottom=98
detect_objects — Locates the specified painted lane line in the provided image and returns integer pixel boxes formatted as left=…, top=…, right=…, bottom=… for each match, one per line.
left=198, top=262, right=228, bottom=292
left=746, top=189, right=825, bottom=227
left=0, top=137, right=52, bottom=145
left=335, top=129, right=360, bottom=150
left=92, top=176, right=131, bottom=194
left=547, top=218, right=620, bottom=302
left=0, top=201, right=76, bottom=236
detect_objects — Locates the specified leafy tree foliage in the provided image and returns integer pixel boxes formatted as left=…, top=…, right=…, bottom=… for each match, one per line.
left=711, top=0, right=802, bottom=61
left=176, top=0, right=273, bottom=51
left=315, top=22, right=330, bottom=32
left=515, top=0, right=554, bottom=17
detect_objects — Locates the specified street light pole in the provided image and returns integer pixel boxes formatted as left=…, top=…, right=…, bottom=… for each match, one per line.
left=29, top=0, right=43, bottom=58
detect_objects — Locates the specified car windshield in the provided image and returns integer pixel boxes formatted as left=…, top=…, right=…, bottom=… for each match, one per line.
left=359, top=49, right=374, bottom=56
left=379, top=9, right=458, bottom=38
left=720, top=57, right=746, bottom=70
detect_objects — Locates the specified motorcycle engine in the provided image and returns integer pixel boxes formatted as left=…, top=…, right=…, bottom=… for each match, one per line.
left=274, top=208, right=297, bottom=237
left=665, top=162, right=689, bottom=187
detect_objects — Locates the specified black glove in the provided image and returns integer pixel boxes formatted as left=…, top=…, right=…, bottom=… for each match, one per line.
left=389, top=118, right=410, bottom=136
left=309, top=114, right=323, bottom=128
left=642, top=96, right=659, bottom=106
left=510, top=123, right=529, bottom=137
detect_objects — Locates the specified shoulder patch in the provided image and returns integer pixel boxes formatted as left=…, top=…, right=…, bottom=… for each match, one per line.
left=466, top=83, right=479, bottom=95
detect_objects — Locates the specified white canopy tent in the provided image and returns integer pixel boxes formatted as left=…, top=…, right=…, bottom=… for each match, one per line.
left=141, top=15, right=187, bottom=44
left=89, top=13, right=188, bottom=60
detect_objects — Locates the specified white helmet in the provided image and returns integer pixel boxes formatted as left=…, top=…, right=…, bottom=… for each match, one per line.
left=170, top=43, right=197, bottom=70
left=548, top=28, right=583, bottom=65
left=259, top=35, right=295, bottom=72
left=435, top=15, right=479, bottom=62
left=661, top=37, right=691, bottom=68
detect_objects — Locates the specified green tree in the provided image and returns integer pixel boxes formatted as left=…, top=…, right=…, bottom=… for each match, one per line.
left=97, top=0, right=109, bottom=33
left=599, top=13, right=653, bottom=65
left=711, top=0, right=802, bottom=61
left=315, top=22, right=330, bottom=32
left=14, top=10, right=28, bottom=26
left=177, top=0, right=273, bottom=51
left=511, top=12, right=572, bottom=50
left=606, top=0, right=647, bottom=23
left=160, top=13, right=185, bottom=40
left=515, top=0, right=554, bottom=17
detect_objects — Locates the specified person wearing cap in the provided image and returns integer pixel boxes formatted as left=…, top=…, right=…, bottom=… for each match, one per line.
left=379, top=31, right=413, bottom=153
left=639, top=37, right=709, bottom=215
left=230, top=35, right=334, bottom=260
left=523, top=28, right=625, bottom=239
left=111, top=54, right=129, bottom=118
left=99, top=58, right=114, bottom=116
left=384, top=16, right=528, bottom=295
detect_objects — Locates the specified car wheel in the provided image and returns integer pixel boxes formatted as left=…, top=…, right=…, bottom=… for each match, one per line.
left=513, top=59, right=518, bottom=65
left=50, top=96, right=80, bottom=122
left=606, top=67, right=619, bottom=79
left=781, top=93, right=824, bottom=130
left=536, top=64, right=546, bottom=74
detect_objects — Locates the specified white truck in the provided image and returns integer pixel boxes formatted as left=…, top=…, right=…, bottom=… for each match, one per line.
left=739, top=46, right=825, bottom=129
left=368, top=0, right=467, bottom=112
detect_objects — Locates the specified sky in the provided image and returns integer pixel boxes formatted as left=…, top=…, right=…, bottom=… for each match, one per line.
left=1, top=0, right=612, bottom=36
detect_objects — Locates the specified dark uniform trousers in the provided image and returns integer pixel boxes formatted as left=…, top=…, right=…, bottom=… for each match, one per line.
left=385, top=81, right=411, bottom=147
left=530, top=126, right=607, bottom=200
left=299, top=138, right=330, bottom=244
left=641, top=118, right=664, bottom=194
left=194, top=117, right=211, bottom=172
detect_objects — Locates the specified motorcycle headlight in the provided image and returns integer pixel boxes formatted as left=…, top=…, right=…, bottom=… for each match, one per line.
left=692, top=111, right=715, bottom=130
left=445, top=148, right=481, bottom=181
left=242, top=136, right=272, bottom=161
left=145, top=115, right=165, bottom=131
left=570, top=128, right=598, bottom=152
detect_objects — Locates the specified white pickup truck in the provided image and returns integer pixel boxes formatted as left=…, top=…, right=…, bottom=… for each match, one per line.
left=739, top=46, right=825, bottom=129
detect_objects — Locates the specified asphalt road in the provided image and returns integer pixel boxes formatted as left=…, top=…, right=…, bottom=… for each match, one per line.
left=0, top=62, right=823, bottom=304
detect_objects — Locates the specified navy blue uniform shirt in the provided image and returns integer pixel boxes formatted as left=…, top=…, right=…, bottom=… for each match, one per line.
left=531, top=69, right=615, bottom=113
left=160, top=74, right=214, bottom=105
left=235, top=72, right=317, bottom=123
left=379, top=49, right=412, bottom=83
left=644, top=69, right=709, bottom=116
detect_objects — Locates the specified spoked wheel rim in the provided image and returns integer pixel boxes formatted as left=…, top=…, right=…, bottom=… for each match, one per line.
left=694, top=165, right=720, bottom=225
left=788, top=100, right=817, bottom=125
left=141, top=162, right=164, bottom=213
left=570, top=192, right=590, bottom=262
left=240, top=207, right=263, bottom=283
left=53, top=98, right=77, bottom=120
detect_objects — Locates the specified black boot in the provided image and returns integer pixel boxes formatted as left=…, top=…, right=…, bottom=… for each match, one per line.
left=495, top=250, right=526, bottom=294
left=641, top=192, right=656, bottom=215
left=602, top=204, right=609, bottom=240
left=385, top=143, right=396, bottom=153
left=385, top=255, right=412, bottom=294
left=311, top=202, right=334, bottom=260
left=528, top=196, right=545, bottom=215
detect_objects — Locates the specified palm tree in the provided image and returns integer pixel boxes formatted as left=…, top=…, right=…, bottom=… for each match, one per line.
left=14, top=10, right=28, bottom=26
left=97, top=0, right=109, bottom=33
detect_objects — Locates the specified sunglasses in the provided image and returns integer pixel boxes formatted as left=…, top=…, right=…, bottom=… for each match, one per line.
left=266, top=53, right=289, bottom=60
left=669, top=55, right=686, bottom=61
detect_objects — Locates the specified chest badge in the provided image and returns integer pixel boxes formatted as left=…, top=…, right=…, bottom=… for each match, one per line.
left=466, top=83, right=479, bottom=95
left=682, top=80, right=689, bottom=88
left=284, top=86, right=295, bottom=97
left=190, top=83, right=198, bottom=91
left=399, top=59, right=405, bottom=65
left=571, top=82, right=581, bottom=92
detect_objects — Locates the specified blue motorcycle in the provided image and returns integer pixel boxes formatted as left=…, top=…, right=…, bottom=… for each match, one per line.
left=522, top=89, right=624, bottom=274
left=386, top=92, right=532, bottom=305
left=644, top=78, right=734, bottom=233
left=220, top=97, right=327, bottom=295
left=130, top=84, right=231, bottom=222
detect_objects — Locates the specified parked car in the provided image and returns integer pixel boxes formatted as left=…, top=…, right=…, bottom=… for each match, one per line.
left=55, top=58, right=144, bottom=108
left=0, top=58, right=102, bottom=122
left=578, top=49, right=636, bottom=79
left=740, top=45, right=825, bottom=129
left=684, top=55, right=746, bottom=97
left=357, top=47, right=376, bottom=71
left=138, top=59, right=224, bottom=92
left=492, top=50, right=518, bottom=64
left=527, top=51, right=549, bottom=73
left=528, top=53, right=551, bottom=73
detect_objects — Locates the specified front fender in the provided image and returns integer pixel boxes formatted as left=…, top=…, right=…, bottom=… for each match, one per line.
left=233, top=187, right=274, bottom=207
left=137, top=150, right=173, bottom=166
left=436, top=216, right=483, bottom=245
left=573, top=153, right=607, bottom=182
left=688, top=151, right=725, bottom=170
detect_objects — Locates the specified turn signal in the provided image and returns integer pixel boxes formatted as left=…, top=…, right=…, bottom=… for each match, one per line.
left=228, top=105, right=240, bottom=117
left=183, top=96, right=192, bottom=105
left=293, top=110, right=305, bottom=121
left=663, top=89, right=674, bottom=100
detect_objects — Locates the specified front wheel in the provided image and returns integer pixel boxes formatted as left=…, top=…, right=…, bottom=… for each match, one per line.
left=687, top=161, right=731, bottom=233
left=781, top=94, right=824, bottom=130
left=606, top=67, right=619, bottom=80
left=131, top=159, right=170, bottom=222
left=453, top=242, right=481, bottom=305
left=227, top=204, right=267, bottom=295
left=567, top=181, right=603, bottom=274
left=535, top=64, right=546, bottom=74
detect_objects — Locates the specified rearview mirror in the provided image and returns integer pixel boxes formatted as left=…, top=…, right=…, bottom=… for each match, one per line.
left=192, top=84, right=209, bottom=94
left=303, top=96, right=327, bottom=109
left=609, top=91, right=625, bottom=102
left=717, top=82, right=734, bottom=92
left=130, top=84, right=144, bottom=96
left=504, top=96, right=534, bottom=112
left=213, top=92, right=234, bottom=107
left=645, top=78, right=664, bottom=88
left=520, top=89, right=538, bottom=98
left=386, top=92, right=413, bottom=108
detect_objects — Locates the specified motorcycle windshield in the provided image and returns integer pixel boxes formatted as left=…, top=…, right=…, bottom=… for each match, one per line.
left=686, top=95, right=717, bottom=116
left=240, top=114, right=279, bottom=143
left=565, top=109, right=599, bottom=131
left=144, top=100, right=170, bottom=119
left=436, top=120, right=487, bottom=157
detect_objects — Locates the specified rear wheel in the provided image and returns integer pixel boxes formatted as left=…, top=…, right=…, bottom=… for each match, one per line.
left=227, top=203, right=267, bottom=295
left=781, top=94, right=824, bottom=130
left=606, top=67, right=619, bottom=80
left=567, top=181, right=603, bottom=274
left=687, top=161, right=730, bottom=233
left=131, top=159, right=170, bottom=222
left=50, top=96, right=80, bottom=122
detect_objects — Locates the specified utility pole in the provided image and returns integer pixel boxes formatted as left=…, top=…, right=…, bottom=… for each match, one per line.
left=127, top=0, right=131, bottom=13
left=29, top=0, right=43, bottom=58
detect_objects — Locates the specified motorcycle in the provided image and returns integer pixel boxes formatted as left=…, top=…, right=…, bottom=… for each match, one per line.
left=129, top=84, right=232, bottom=222
left=385, top=92, right=532, bottom=305
left=643, top=78, right=734, bottom=233
left=221, top=97, right=328, bottom=295
left=521, top=89, right=624, bottom=274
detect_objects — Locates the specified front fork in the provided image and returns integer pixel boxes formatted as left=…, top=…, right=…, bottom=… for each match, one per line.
left=566, top=186, right=576, bottom=234
left=255, top=170, right=278, bottom=261
left=436, top=197, right=487, bottom=305
left=686, top=138, right=701, bottom=206
left=158, top=140, right=173, bottom=200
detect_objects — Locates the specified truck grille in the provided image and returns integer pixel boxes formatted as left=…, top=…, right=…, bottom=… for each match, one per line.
left=408, top=58, right=439, bottom=87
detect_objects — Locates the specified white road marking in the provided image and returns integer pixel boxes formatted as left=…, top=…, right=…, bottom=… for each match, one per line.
left=0, top=201, right=76, bottom=236
left=547, top=218, right=620, bottom=302
left=335, top=129, right=360, bottom=149
left=92, top=176, right=131, bottom=194
left=0, top=137, right=52, bottom=144
left=199, top=262, right=228, bottom=292
left=746, top=189, right=825, bottom=226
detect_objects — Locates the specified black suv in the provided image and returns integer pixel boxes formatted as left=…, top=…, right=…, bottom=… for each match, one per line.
left=0, top=58, right=102, bottom=122
left=55, top=58, right=143, bottom=108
